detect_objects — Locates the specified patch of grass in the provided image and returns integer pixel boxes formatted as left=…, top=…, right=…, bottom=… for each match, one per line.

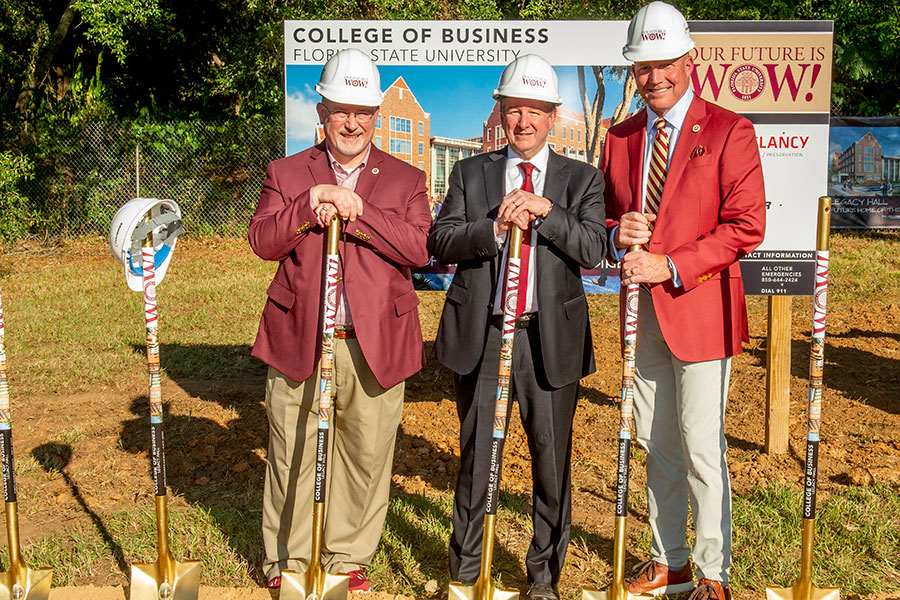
left=829, top=230, right=900, bottom=306
left=732, top=481, right=900, bottom=595
left=105, top=501, right=263, bottom=587
left=371, top=492, right=454, bottom=596
left=0, top=240, right=274, bottom=396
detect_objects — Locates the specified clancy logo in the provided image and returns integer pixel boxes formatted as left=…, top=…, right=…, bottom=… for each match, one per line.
left=521, top=76, right=546, bottom=88
left=343, top=76, right=369, bottom=88
left=641, top=29, right=666, bottom=41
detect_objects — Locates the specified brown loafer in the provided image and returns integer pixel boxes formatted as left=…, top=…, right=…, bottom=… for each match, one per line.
left=688, top=579, right=731, bottom=600
left=626, top=560, right=694, bottom=596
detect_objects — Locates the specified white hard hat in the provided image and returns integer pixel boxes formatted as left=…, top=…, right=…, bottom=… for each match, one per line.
left=109, top=197, right=184, bottom=292
left=315, top=48, right=384, bottom=107
left=623, top=1, right=695, bottom=63
left=492, top=54, right=562, bottom=105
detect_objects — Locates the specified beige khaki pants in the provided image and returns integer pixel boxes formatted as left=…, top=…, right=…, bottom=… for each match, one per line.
left=633, top=289, right=733, bottom=583
left=262, top=337, right=404, bottom=578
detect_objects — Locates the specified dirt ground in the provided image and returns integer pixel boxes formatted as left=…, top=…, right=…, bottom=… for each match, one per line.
left=2, top=242, right=899, bottom=599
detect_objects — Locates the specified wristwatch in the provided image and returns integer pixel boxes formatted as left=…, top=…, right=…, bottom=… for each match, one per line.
left=666, top=255, right=676, bottom=280
left=534, top=202, right=553, bottom=227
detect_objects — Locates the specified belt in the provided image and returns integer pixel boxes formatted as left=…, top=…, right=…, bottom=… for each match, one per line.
left=334, top=325, right=356, bottom=339
left=490, top=312, right=537, bottom=329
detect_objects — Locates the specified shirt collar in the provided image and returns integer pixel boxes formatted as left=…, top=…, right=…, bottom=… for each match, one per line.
left=506, top=142, right=550, bottom=174
left=325, top=142, right=371, bottom=175
left=646, top=87, right=694, bottom=133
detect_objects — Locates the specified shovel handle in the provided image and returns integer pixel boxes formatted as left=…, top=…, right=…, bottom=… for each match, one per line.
left=613, top=246, right=642, bottom=518
left=315, top=217, right=341, bottom=506
left=483, top=226, right=526, bottom=517
left=142, top=232, right=167, bottom=497
left=0, top=287, right=17, bottom=503
left=802, top=197, right=831, bottom=520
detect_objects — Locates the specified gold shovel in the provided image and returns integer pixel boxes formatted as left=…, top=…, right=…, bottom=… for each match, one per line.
left=582, top=247, right=654, bottom=600
left=766, top=197, right=839, bottom=600
left=448, top=227, right=527, bottom=600
left=0, top=286, right=52, bottom=600
left=130, top=226, right=200, bottom=600
left=281, top=217, right=349, bottom=600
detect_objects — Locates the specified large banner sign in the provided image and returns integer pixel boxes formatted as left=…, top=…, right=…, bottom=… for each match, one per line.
left=284, top=20, right=833, bottom=295
left=828, top=116, right=900, bottom=229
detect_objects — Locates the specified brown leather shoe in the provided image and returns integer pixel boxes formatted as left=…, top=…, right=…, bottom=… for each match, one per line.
left=688, top=579, right=731, bottom=600
left=626, top=560, right=694, bottom=596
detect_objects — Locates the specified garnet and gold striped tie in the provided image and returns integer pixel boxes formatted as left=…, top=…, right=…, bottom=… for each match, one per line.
left=644, top=117, right=669, bottom=248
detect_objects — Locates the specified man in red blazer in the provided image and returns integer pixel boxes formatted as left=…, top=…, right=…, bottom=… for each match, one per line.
left=249, top=49, right=431, bottom=592
left=601, top=4, right=766, bottom=600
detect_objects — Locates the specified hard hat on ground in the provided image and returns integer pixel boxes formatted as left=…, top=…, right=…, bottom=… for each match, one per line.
left=110, top=197, right=185, bottom=292
left=315, top=48, right=384, bottom=107
left=623, top=1, right=695, bottom=63
left=492, top=54, right=563, bottom=105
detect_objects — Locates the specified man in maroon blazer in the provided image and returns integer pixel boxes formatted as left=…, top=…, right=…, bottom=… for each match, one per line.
left=248, top=48, right=431, bottom=592
left=601, top=4, right=766, bottom=600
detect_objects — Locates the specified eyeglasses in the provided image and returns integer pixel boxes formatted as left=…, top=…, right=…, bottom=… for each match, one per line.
left=322, top=105, right=377, bottom=124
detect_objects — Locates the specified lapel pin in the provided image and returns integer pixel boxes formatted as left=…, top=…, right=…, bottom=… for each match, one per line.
left=692, top=124, right=700, bottom=133
left=371, top=167, right=379, bottom=175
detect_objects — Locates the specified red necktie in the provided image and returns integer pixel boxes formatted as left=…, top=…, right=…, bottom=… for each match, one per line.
left=516, top=162, right=534, bottom=318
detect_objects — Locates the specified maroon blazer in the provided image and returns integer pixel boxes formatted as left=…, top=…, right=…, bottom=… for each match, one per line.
left=602, top=96, right=766, bottom=362
left=249, top=143, right=431, bottom=389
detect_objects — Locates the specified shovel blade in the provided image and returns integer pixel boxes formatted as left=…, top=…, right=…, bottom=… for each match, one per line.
left=130, top=558, right=201, bottom=600
left=280, top=569, right=349, bottom=600
left=0, top=566, right=52, bottom=600
left=582, top=586, right=656, bottom=600
left=448, top=580, right=519, bottom=600
left=766, top=584, right=840, bottom=600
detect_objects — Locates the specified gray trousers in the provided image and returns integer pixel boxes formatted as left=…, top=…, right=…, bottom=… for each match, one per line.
left=633, top=289, right=733, bottom=584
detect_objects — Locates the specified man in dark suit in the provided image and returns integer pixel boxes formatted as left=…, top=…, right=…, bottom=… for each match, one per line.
left=602, top=4, right=766, bottom=600
left=428, top=54, right=607, bottom=600
left=249, top=48, right=431, bottom=592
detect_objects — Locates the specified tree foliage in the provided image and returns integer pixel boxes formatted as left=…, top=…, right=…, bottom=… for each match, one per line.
left=0, top=0, right=897, bottom=148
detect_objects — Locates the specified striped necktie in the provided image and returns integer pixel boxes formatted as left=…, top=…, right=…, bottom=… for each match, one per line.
left=644, top=118, right=669, bottom=247
left=516, top=162, right=534, bottom=317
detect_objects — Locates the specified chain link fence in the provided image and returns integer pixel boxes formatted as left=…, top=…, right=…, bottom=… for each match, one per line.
left=21, top=117, right=285, bottom=240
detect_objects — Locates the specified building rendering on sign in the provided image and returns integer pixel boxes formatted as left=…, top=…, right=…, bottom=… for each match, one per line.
left=373, top=77, right=431, bottom=185
left=883, top=154, right=900, bottom=185
left=836, top=131, right=883, bottom=186
left=430, top=136, right=482, bottom=200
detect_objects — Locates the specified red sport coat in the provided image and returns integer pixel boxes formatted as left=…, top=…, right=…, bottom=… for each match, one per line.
left=602, top=95, right=766, bottom=362
left=249, top=143, right=431, bottom=388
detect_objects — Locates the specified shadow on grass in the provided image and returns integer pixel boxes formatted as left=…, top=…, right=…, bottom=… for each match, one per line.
left=119, top=342, right=270, bottom=584
left=788, top=336, right=899, bottom=415
left=379, top=485, right=632, bottom=596
left=31, top=442, right=131, bottom=578
left=118, top=391, right=269, bottom=585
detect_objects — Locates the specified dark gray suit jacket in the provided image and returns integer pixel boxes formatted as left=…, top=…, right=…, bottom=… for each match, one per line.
left=427, top=147, right=607, bottom=389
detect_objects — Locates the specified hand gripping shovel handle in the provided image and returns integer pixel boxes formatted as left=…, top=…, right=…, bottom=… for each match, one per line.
left=449, top=227, right=524, bottom=600
left=281, top=217, right=349, bottom=600
left=583, top=247, right=652, bottom=600
left=766, top=197, right=838, bottom=600
left=130, top=226, right=200, bottom=600
left=0, top=286, right=53, bottom=599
